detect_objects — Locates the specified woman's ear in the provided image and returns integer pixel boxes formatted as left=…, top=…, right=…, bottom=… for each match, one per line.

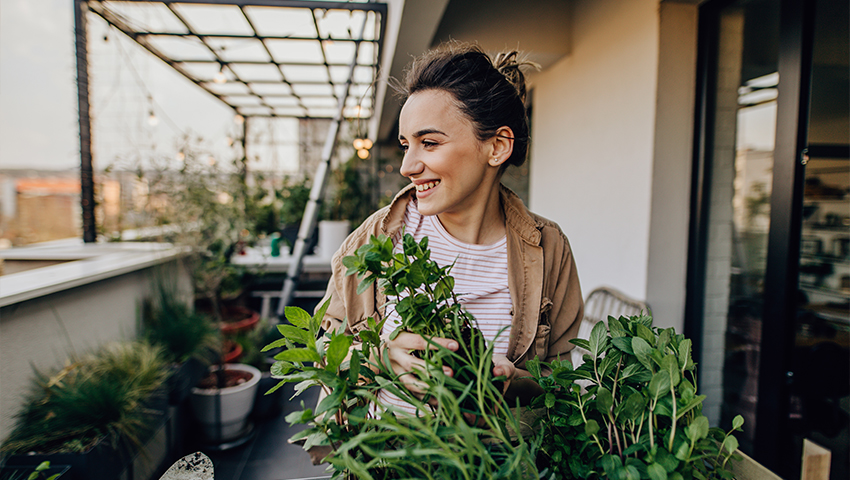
left=488, top=126, right=515, bottom=167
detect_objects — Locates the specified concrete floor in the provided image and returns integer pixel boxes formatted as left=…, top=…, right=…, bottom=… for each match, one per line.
left=198, top=383, right=331, bottom=480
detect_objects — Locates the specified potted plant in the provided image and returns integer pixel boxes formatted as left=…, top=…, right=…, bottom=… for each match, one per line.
left=142, top=281, right=220, bottom=405
left=1, top=342, right=170, bottom=480
left=278, top=175, right=315, bottom=254
left=318, top=150, right=376, bottom=259
left=232, top=318, right=286, bottom=420
left=527, top=314, right=744, bottom=480
left=263, top=233, right=539, bottom=478
left=0, top=461, right=69, bottom=480
left=189, top=362, right=261, bottom=446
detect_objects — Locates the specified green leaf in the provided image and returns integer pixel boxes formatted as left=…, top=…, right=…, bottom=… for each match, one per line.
left=285, top=408, right=314, bottom=425
left=612, top=336, right=634, bottom=354
left=662, top=354, right=680, bottom=388
left=621, top=391, right=646, bottom=420
left=316, top=386, right=344, bottom=415
left=678, top=339, right=692, bottom=371
left=262, top=337, right=289, bottom=352
left=636, top=323, right=656, bottom=346
left=596, top=387, right=614, bottom=414
left=270, top=361, right=293, bottom=377
left=570, top=338, right=592, bottom=351
left=342, top=255, right=359, bottom=270
left=325, top=334, right=352, bottom=373
left=285, top=306, right=312, bottom=329
left=647, top=463, right=667, bottom=480
left=264, top=379, right=287, bottom=395
left=733, top=414, right=745, bottom=430
left=675, top=440, right=690, bottom=461
left=688, top=415, right=710, bottom=441
left=356, top=274, right=376, bottom=295
left=545, top=392, right=556, bottom=409
left=275, top=348, right=322, bottom=364
left=632, top=337, right=654, bottom=371
left=526, top=356, right=542, bottom=379
left=275, top=324, right=312, bottom=345
left=608, top=315, right=628, bottom=337
left=585, top=419, right=600, bottom=436
left=656, top=447, right=680, bottom=472
left=722, top=435, right=739, bottom=454
left=648, top=371, right=671, bottom=400
left=349, top=349, right=361, bottom=383
left=589, top=321, right=609, bottom=359
left=624, top=465, right=641, bottom=480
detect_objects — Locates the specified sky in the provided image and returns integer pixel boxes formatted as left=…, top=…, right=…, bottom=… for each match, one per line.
left=0, top=0, right=299, bottom=172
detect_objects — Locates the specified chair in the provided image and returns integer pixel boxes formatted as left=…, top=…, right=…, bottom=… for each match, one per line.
left=570, top=286, right=650, bottom=368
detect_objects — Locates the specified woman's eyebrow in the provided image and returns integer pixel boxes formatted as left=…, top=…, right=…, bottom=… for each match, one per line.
left=398, top=128, right=447, bottom=142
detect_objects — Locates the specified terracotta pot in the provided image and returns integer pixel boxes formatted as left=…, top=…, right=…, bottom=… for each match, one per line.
left=222, top=339, right=243, bottom=363
left=220, top=306, right=260, bottom=335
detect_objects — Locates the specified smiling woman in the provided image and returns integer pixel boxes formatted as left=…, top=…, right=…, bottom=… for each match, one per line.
left=318, top=41, right=585, bottom=418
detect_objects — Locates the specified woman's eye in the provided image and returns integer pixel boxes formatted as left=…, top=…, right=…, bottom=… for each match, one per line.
left=399, top=144, right=409, bottom=152
left=422, top=140, right=438, bottom=148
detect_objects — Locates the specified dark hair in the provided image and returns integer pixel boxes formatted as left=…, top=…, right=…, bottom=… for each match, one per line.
left=398, top=42, right=538, bottom=170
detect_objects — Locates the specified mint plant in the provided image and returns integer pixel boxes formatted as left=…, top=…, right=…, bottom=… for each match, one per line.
left=263, top=232, right=541, bottom=479
left=528, top=314, right=743, bottom=480
left=342, top=233, right=503, bottom=414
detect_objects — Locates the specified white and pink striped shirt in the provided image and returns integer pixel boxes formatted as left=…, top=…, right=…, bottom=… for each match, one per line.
left=376, top=199, right=512, bottom=415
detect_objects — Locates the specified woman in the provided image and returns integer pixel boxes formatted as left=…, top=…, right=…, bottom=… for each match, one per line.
left=319, top=42, right=583, bottom=413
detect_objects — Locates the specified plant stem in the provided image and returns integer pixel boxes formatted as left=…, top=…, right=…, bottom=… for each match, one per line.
left=668, top=385, right=677, bottom=452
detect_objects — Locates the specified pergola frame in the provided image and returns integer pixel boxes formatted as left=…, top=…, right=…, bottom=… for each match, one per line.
left=73, top=0, right=386, bottom=309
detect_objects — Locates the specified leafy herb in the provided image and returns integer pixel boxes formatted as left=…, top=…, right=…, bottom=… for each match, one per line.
left=343, top=233, right=504, bottom=413
left=528, top=315, right=744, bottom=480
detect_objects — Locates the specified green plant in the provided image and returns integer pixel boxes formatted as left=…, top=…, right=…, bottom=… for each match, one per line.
left=324, top=151, right=376, bottom=226
left=528, top=315, right=743, bottom=480
left=279, top=175, right=312, bottom=227
left=1, top=342, right=169, bottom=455
left=0, top=461, right=64, bottom=480
left=263, top=233, right=540, bottom=479
left=343, top=232, right=503, bottom=413
left=142, top=282, right=219, bottom=364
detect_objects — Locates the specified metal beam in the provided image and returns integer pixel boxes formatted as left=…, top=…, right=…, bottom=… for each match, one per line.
left=106, top=0, right=387, bottom=13
left=74, top=0, right=97, bottom=243
left=277, top=4, right=372, bottom=315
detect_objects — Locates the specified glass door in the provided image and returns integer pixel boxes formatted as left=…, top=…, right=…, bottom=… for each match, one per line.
left=690, top=0, right=848, bottom=476
left=790, top=0, right=849, bottom=477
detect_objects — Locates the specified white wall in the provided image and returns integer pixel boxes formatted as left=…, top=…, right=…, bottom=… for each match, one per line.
left=0, top=261, right=191, bottom=441
left=529, top=0, right=661, bottom=305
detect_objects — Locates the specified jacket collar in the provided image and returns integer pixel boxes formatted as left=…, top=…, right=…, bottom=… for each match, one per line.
left=381, top=183, right=542, bottom=246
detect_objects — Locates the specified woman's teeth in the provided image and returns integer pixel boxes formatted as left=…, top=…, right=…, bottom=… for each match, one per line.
left=415, top=181, right=440, bottom=192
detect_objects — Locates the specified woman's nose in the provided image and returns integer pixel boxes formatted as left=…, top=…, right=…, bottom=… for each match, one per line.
left=399, top=151, right=423, bottom=178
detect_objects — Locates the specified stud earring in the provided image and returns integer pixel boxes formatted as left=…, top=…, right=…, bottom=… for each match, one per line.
left=490, top=157, right=500, bottom=166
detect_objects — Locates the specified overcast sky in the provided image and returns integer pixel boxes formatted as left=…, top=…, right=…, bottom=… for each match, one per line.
left=0, top=0, right=299, bottom=172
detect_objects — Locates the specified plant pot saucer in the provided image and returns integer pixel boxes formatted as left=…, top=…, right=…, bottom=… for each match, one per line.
left=192, top=421, right=256, bottom=452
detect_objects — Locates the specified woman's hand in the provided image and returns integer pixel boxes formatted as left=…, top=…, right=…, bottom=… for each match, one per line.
left=491, top=354, right=516, bottom=394
left=382, top=331, right=458, bottom=401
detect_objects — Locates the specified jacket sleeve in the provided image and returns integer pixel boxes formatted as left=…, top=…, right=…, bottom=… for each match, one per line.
left=544, top=233, right=584, bottom=364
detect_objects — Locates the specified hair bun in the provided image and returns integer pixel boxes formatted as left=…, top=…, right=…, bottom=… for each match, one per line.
left=493, top=51, right=540, bottom=103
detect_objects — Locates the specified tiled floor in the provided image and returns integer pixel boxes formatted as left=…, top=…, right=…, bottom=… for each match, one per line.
left=198, top=383, right=331, bottom=480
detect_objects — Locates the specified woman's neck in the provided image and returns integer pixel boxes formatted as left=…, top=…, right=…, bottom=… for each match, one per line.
left=436, top=183, right=506, bottom=245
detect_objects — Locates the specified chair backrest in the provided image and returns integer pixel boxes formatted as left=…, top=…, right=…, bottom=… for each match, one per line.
left=571, top=286, right=649, bottom=368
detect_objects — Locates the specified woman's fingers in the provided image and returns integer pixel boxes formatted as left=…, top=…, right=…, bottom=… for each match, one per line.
left=383, top=332, right=458, bottom=399
left=492, top=354, right=515, bottom=394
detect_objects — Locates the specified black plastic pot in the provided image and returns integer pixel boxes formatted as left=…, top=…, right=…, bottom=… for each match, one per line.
left=168, top=357, right=208, bottom=405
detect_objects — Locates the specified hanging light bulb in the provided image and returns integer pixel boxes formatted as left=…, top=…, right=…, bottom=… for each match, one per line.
left=147, top=110, right=159, bottom=126
left=234, top=114, right=244, bottom=125
left=357, top=148, right=369, bottom=159
left=213, top=64, right=226, bottom=84
left=175, top=151, right=185, bottom=162
left=362, top=138, right=373, bottom=150
left=353, top=138, right=365, bottom=150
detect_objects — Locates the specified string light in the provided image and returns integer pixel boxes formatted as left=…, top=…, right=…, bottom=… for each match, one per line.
left=357, top=148, right=369, bottom=159
left=147, top=110, right=159, bottom=127
left=175, top=151, right=185, bottom=162
left=213, top=64, right=226, bottom=84
left=234, top=114, right=244, bottom=125
left=353, top=138, right=365, bottom=150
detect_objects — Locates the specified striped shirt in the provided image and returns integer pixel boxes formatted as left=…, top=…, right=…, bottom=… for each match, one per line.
left=376, top=199, right=512, bottom=415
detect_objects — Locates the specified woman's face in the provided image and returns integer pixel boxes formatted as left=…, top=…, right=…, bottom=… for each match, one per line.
left=398, top=89, right=499, bottom=217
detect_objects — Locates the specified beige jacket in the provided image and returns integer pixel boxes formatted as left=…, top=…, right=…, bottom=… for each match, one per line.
left=318, top=184, right=583, bottom=369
